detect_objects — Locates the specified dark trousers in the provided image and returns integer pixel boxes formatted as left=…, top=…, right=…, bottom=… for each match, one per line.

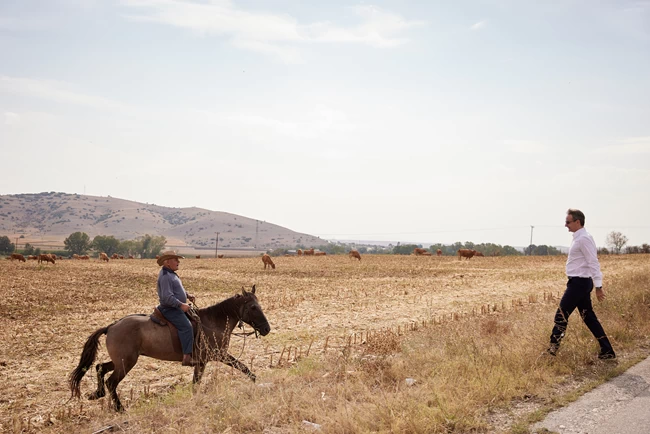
left=158, top=305, right=194, bottom=355
left=550, top=277, right=614, bottom=354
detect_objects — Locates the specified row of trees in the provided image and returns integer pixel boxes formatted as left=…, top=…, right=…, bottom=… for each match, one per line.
left=63, top=232, right=167, bottom=258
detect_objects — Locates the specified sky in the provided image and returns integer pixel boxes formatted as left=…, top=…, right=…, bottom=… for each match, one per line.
left=1, top=0, right=649, bottom=248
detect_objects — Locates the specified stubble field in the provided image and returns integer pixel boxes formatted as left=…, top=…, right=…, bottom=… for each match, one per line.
left=1, top=254, right=649, bottom=433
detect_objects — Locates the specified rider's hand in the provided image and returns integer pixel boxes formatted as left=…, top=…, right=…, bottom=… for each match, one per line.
left=180, top=303, right=190, bottom=312
left=187, top=294, right=196, bottom=303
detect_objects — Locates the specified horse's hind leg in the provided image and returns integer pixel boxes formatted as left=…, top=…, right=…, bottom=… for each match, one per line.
left=88, top=361, right=114, bottom=400
left=105, top=356, right=138, bottom=411
left=193, top=362, right=207, bottom=384
left=220, top=353, right=256, bottom=382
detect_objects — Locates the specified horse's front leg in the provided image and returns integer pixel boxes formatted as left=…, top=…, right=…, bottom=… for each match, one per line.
left=220, top=353, right=256, bottom=382
left=193, top=362, right=207, bottom=384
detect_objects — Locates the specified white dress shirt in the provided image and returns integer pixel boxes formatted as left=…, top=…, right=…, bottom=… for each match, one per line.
left=566, top=227, right=603, bottom=288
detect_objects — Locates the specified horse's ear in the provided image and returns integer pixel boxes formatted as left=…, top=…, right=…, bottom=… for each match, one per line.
left=241, top=286, right=247, bottom=296
left=251, top=284, right=256, bottom=294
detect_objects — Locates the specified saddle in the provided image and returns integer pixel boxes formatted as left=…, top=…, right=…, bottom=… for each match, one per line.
left=150, top=307, right=201, bottom=355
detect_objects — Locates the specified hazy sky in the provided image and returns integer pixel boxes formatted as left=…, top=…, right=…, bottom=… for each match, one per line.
left=1, top=0, right=649, bottom=248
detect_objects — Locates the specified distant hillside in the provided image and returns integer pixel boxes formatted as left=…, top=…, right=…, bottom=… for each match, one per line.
left=0, top=192, right=324, bottom=250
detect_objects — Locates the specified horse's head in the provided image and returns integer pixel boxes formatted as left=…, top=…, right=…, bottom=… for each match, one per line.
left=240, top=285, right=271, bottom=336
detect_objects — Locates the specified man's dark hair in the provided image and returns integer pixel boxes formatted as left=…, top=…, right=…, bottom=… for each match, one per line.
left=567, top=208, right=585, bottom=226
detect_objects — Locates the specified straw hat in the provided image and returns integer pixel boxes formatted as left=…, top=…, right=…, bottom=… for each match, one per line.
left=157, top=250, right=185, bottom=266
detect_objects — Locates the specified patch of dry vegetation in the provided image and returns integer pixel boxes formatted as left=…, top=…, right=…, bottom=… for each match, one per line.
left=1, top=255, right=649, bottom=433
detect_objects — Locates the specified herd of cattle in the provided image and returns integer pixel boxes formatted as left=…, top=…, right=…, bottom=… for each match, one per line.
left=6, top=247, right=487, bottom=268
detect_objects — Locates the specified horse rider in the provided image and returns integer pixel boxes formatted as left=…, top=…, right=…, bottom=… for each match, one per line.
left=156, top=250, right=196, bottom=366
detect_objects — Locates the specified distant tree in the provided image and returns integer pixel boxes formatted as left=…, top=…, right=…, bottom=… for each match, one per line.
left=642, top=244, right=650, bottom=254
left=625, top=245, right=640, bottom=254
left=393, top=244, right=420, bottom=255
left=64, top=232, right=92, bottom=255
left=525, top=244, right=537, bottom=256
left=598, top=247, right=610, bottom=255
left=23, top=243, right=35, bottom=255
left=0, top=236, right=14, bottom=254
left=606, top=231, right=628, bottom=254
left=118, top=240, right=137, bottom=256
left=92, top=235, right=120, bottom=257
left=502, top=245, right=521, bottom=256
left=135, top=234, right=167, bottom=259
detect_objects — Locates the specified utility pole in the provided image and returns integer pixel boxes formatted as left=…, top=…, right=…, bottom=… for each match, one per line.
left=15, top=237, right=18, bottom=253
left=255, top=220, right=259, bottom=249
left=529, top=226, right=534, bottom=255
left=215, top=232, right=219, bottom=259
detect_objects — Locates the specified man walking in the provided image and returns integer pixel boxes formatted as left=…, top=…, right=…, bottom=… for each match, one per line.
left=547, top=209, right=616, bottom=359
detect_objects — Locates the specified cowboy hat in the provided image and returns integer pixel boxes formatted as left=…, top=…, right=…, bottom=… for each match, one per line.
left=157, top=250, right=185, bottom=266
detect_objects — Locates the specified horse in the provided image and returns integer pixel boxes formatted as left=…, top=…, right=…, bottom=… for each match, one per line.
left=69, top=285, right=270, bottom=411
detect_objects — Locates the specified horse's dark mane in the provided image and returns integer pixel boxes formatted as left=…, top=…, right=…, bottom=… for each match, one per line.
left=200, top=294, right=246, bottom=319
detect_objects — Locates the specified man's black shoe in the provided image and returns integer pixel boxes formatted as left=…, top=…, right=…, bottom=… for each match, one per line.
left=546, top=344, right=558, bottom=356
left=598, top=351, right=616, bottom=360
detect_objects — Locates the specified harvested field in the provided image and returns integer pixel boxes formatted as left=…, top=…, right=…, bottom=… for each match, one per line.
left=1, top=254, right=648, bottom=432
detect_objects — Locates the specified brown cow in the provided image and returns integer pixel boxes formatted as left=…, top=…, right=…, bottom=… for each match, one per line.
left=195, top=255, right=201, bottom=259
left=217, top=254, right=224, bottom=258
left=100, top=252, right=110, bottom=262
left=349, top=250, right=361, bottom=261
left=314, top=251, right=327, bottom=256
left=38, top=254, right=56, bottom=264
left=10, top=253, right=26, bottom=262
left=436, top=249, right=442, bottom=257
left=128, top=255, right=134, bottom=259
left=79, top=255, right=90, bottom=260
left=262, top=254, right=275, bottom=269
left=304, top=248, right=315, bottom=256
left=413, top=248, right=430, bottom=256
left=111, top=253, right=119, bottom=260
left=475, top=251, right=484, bottom=257
left=457, top=249, right=476, bottom=260
left=296, top=249, right=303, bottom=256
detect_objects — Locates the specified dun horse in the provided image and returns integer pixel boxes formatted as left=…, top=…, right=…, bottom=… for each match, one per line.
left=69, top=285, right=270, bottom=411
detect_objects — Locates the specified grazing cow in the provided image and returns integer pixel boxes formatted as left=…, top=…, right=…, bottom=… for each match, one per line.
left=304, top=248, right=315, bottom=256
left=118, top=255, right=124, bottom=259
left=79, top=255, right=90, bottom=260
left=475, top=251, right=484, bottom=257
left=10, top=253, right=26, bottom=262
left=28, top=255, right=38, bottom=260
left=217, top=254, right=224, bottom=258
left=413, top=248, right=429, bottom=256
left=72, top=254, right=80, bottom=260
left=297, top=249, right=303, bottom=256
left=436, top=249, right=442, bottom=257
left=349, top=250, right=361, bottom=261
left=111, top=253, right=119, bottom=260
left=262, top=254, right=275, bottom=269
left=457, top=249, right=476, bottom=260
left=100, top=252, right=110, bottom=262
left=38, top=254, right=56, bottom=264
left=195, top=255, right=201, bottom=259
left=128, top=255, right=134, bottom=259
left=314, top=251, right=327, bottom=256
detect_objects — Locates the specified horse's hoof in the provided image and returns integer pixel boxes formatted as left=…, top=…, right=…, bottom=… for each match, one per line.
left=250, top=374, right=256, bottom=382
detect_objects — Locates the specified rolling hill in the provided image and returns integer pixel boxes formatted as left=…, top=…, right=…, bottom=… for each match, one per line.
left=0, top=192, right=324, bottom=252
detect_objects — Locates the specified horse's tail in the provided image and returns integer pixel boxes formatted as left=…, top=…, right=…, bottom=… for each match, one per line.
left=68, top=325, right=110, bottom=398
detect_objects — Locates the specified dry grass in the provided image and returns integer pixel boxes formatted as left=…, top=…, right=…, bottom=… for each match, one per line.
left=1, top=254, right=649, bottom=433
